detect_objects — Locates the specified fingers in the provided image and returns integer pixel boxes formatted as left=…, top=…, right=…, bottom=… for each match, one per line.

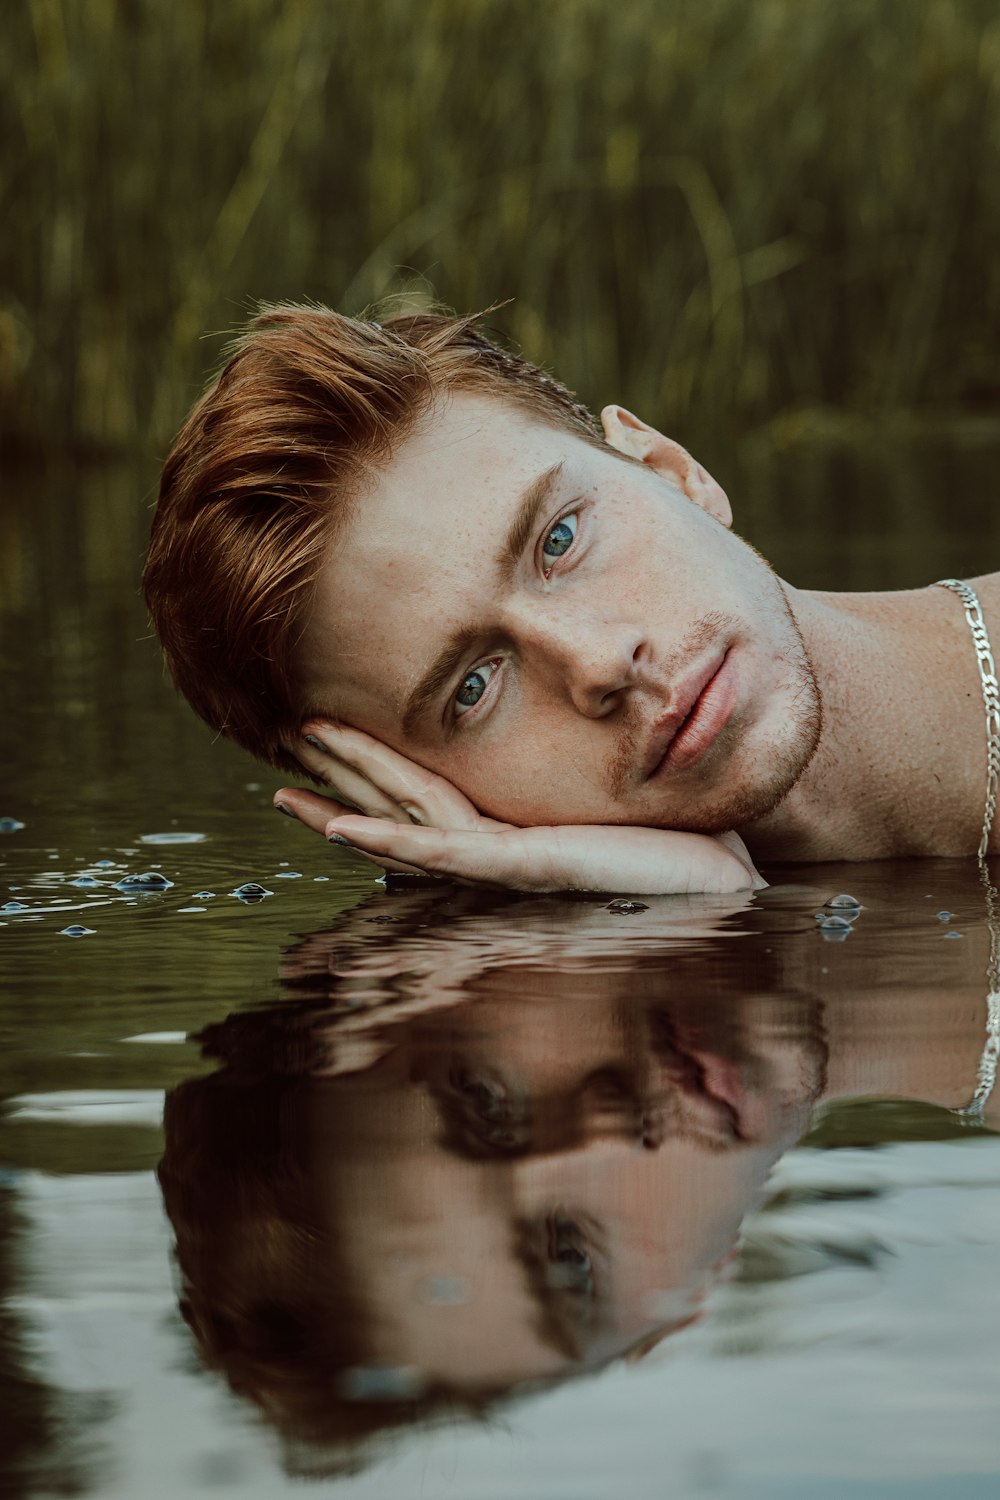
left=274, top=789, right=431, bottom=877
left=295, top=733, right=416, bottom=823
left=301, top=720, right=498, bottom=830
left=275, top=786, right=360, bottom=833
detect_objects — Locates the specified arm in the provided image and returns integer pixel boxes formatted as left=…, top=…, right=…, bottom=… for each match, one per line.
left=275, top=723, right=765, bottom=896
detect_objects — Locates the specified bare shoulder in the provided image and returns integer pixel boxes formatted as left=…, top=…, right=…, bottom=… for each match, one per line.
left=967, top=571, right=1000, bottom=613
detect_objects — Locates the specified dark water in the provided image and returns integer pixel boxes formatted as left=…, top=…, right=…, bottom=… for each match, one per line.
left=2, top=448, right=1000, bottom=1497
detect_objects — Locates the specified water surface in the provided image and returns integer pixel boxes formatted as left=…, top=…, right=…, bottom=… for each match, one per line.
left=2, top=450, right=1000, bottom=1497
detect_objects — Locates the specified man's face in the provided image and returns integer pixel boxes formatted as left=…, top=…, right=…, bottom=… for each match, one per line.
left=297, top=395, right=820, bottom=832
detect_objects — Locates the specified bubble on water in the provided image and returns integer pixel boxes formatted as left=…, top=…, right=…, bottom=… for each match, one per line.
left=273, top=871, right=303, bottom=879
left=93, top=860, right=116, bottom=869
left=1, top=901, right=27, bottom=913
left=314, top=876, right=330, bottom=882
left=232, top=882, right=273, bottom=902
left=937, top=910, right=953, bottom=922
left=606, top=899, right=649, bottom=914
left=944, top=931, right=963, bottom=940
left=70, top=875, right=99, bottom=888
left=192, top=891, right=216, bottom=900
left=114, top=872, right=174, bottom=893
left=819, top=915, right=853, bottom=941
left=60, top=925, right=95, bottom=937
left=0, top=818, right=25, bottom=834
left=177, top=906, right=206, bottom=914
left=825, top=893, right=862, bottom=912
left=139, top=832, right=207, bottom=845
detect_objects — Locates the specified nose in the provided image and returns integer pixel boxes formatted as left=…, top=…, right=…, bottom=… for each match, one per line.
left=511, top=600, right=647, bottom=718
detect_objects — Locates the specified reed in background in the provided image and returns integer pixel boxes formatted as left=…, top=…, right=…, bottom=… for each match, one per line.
left=3, top=0, right=999, bottom=467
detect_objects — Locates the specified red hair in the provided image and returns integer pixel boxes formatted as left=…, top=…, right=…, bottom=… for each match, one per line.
left=144, top=303, right=600, bottom=770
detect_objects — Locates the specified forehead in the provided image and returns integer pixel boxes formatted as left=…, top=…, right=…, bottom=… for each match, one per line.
left=359, top=391, right=573, bottom=529
left=299, top=394, right=595, bottom=723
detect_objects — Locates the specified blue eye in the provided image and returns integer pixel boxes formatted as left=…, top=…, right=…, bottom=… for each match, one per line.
left=455, top=659, right=498, bottom=715
left=542, top=512, right=578, bottom=560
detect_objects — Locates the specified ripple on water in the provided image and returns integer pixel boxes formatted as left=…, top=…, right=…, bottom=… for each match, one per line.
left=139, top=832, right=208, bottom=845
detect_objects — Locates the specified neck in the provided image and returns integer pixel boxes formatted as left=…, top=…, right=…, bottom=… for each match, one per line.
left=739, top=573, right=1000, bottom=861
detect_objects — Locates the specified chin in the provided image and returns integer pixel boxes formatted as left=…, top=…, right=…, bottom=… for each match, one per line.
left=656, top=693, right=823, bottom=836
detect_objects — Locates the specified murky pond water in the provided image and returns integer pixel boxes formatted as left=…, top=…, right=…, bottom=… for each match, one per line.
left=3, top=449, right=1000, bottom=1497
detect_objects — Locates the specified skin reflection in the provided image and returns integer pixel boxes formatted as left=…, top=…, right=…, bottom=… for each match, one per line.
left=158, top=876, right=995, bottom=1476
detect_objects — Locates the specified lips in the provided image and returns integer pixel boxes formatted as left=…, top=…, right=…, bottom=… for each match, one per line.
left=642, top=648, right=735, bottom=780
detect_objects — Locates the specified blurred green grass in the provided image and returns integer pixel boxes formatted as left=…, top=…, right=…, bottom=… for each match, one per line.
left=2, top=0, right=999, bottom=467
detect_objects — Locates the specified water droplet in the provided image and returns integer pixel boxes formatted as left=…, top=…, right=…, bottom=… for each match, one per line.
left=114, top=872, right=174, bottom=892
left=60, top=925, right=95, bottom=937
left=825, top=893, right=862, bottom=911
left=232, top=882, right=273, bottom=902
left=606, top=899, right=649, bottom=914
left=0, top=818, right=25, bottom=834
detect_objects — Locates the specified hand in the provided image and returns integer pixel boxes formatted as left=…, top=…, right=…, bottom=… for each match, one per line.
left=275, top=721, right=766, bottom=895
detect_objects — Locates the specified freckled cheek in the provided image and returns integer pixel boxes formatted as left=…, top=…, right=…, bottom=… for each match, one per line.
left=439, top=725, right=611, bottom=823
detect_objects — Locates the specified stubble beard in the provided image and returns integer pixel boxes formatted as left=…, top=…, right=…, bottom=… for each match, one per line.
left=629, top=581, right=823, bottom=836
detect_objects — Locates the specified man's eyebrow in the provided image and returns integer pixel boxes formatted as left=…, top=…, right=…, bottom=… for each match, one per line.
left=496, top=461, right=564, bottom=588
left=399, top=462, right=565, bottom=738
left=399, top=623, right=484, bottom=740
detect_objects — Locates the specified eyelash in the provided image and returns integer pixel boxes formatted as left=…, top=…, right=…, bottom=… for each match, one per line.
left=450, top=505, right=583, bottom=723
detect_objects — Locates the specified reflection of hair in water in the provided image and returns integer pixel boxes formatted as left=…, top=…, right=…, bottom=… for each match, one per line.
left=160, top=1067, right=490, bottom=1478
left=159, top=946, right=826, bottom=1477
left=160, top=1017, right=659, bottom=1478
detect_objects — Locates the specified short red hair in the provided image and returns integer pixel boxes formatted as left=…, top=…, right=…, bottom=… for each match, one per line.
left=144, top=304, right=600, bottom=770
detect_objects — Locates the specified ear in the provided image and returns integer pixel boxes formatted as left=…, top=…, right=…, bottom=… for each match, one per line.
left=600, top=405, right=732, bottom=528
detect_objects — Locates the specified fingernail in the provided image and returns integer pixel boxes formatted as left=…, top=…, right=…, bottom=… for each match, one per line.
left=275, top=802, right=297, bottom=820
left=328, top=833, right=352, bottom=846
left=304, top=734, right=327, bottom=753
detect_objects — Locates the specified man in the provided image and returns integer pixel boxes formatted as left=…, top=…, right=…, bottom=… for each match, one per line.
left=144, top=303, right=999, bottom=892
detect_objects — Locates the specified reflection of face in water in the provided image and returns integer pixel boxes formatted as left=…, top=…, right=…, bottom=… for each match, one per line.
left=159, top=891, right=826, bottom=1469
left=342, top=970, right=824, bottom=1384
